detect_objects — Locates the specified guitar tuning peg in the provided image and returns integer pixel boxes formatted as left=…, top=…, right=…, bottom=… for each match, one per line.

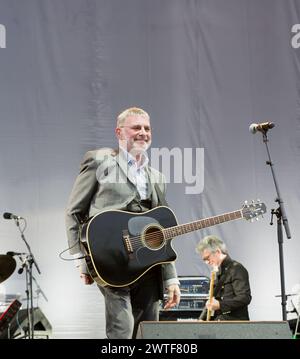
left=256, top=217, right=259, bottom=221
left=251, top=199, right=255, bottom=204
left=257, top=199, right=261, bottom=202
left=250, top=219, right=254, bottom=223
left=244, top=200, right=250, bottom=208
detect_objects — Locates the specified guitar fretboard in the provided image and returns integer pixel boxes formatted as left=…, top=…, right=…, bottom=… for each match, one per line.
left=163, top=210, right=243, bottom=240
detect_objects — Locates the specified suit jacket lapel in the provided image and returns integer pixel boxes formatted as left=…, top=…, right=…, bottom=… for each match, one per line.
left=214, top=258, right=233, bottom=296
left=147, top=167, right=165, bottom=207
left=144, top=167, right=155, bottom=205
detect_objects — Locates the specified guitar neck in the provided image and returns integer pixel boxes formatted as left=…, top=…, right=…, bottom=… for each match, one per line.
left=207, top=271, right=216, bottom=321
left=163, top=209, right=243, bottom=240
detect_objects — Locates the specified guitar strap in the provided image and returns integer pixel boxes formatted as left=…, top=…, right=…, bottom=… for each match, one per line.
left=154, top=183, right=169, bottom=300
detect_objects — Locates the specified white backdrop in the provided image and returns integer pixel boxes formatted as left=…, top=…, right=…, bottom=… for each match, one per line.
left=0, top=0, right=300, bottom=338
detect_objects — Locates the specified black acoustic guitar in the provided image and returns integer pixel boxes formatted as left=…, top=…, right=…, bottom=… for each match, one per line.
left=81, top=201, right=266, bottom=287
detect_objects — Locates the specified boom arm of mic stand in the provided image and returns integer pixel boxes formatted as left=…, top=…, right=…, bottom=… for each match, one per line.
left=14, top=218, right=42, bottom=274
left=19, top=232, right=41, bottom=275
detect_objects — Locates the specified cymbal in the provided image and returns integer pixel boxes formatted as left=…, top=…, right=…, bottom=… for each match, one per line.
left=0, top=255, right=16, bottom=284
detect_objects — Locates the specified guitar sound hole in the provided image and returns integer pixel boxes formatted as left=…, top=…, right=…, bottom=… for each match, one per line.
left=143, top=225, right=165, bottom=250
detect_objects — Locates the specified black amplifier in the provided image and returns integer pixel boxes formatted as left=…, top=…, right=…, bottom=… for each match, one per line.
left=160, top=276, right=209, bottom=320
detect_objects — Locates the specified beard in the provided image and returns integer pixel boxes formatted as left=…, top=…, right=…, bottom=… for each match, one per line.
left=127, top=138, right=151, bottom=154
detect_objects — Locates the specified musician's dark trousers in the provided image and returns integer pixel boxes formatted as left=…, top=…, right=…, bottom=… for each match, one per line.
left=99, top=269, right=161, bottom=339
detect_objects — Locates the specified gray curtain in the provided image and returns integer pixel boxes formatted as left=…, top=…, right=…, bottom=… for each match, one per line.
left=0, top=0, right=299, bottom=338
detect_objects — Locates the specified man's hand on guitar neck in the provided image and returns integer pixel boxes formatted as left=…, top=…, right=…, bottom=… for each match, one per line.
left=163, top=284, right=181, bottom=309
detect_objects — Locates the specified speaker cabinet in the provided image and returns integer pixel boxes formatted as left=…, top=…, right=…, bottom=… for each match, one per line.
left=0, top=307, right=52, bottom=339
left=137, top=320, right=292, bottom=339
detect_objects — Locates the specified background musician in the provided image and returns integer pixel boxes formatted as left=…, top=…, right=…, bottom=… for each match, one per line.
left=196, top=235, right=251, bottom=321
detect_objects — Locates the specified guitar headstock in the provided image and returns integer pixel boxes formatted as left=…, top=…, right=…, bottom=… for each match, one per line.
left=242, top=200, right=267, bottom=221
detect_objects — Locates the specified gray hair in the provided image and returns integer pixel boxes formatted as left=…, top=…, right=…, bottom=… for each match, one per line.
left=195, top=235, right=228, bottom=255
left=117, top=107, right=150, bottom=127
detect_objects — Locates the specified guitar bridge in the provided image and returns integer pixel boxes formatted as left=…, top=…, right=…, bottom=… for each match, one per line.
left=123, top=230, right=133, bottom=255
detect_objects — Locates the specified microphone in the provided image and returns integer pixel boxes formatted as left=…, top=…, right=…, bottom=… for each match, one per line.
left=6, top=251, right=26, bottom=256
left=249, top=122, right=275, bottom=134
left=18, top=262, right=26, bottom=274
left=3, top=212, right=23, bottom=220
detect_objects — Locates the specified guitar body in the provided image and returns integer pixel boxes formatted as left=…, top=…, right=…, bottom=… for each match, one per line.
left=79, top=200, right=266, bottom=287
left=81, top=206, right=178, bottom=287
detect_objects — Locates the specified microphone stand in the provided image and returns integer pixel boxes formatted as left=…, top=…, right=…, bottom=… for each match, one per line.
left=260, top=130, right=291, bottom=321
left=14, top=218, right=41, bottom=339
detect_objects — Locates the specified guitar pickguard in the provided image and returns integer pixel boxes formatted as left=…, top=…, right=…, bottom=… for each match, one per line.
left=127, top=216, right=159, bottom=236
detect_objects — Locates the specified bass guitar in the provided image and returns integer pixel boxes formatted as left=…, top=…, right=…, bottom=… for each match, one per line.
left=206, top=268, right=217, bottom=321
left=81, top=200, right=266, bottom=287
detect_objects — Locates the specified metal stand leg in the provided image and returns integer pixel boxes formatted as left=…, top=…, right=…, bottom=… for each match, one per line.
left=294, top=314, right=300, bottom=339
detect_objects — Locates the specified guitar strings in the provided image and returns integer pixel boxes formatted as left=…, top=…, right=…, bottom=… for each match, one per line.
left=126, top=210, right=243, bottom=249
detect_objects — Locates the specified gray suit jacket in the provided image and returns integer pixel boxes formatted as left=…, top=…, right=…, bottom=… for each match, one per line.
left=65, top=148, right=178, bottom=283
